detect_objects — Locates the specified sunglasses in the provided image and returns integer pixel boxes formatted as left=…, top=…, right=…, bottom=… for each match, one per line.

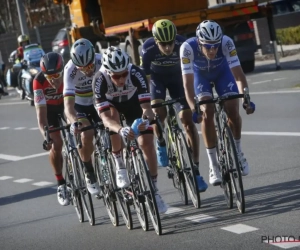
left=201, top=42, right=221, bottom=50
left=44, top=71, right=63, bottom=80
left=110, top=71, right=129, bottom=80
left=158, top=40, right=174, bottom=47
left=76, top=62, right=95, bottom=74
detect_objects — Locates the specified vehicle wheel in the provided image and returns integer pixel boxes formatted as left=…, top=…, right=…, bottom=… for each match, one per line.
left=241, top=60, right=255, bottom=73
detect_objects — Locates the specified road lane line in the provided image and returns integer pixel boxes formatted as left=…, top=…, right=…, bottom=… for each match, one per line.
left=185, top=214, right=217, bottom=223
left=32, top=181, right=54, bottom=186
left=14, top=178, right=33, bottom=183
left=252, top=80, right=271, bottom=85
left=14, top=127, right=26, bottom=130
left=0, top=176, right=13, bottom=180
left=273, top=78, right=286, bottom=81
left=0, top=127, right=10, bottom=130
left=0, top=154, right=23, bottom=161
left=165, top=207, right=185, bottom=214
left=0, top=102, right=26, bottom=106
left=221, top=224, right=259, bottom=234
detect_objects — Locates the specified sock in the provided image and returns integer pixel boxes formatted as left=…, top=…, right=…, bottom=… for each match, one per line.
left=112, top=150, right=125, bottom=170
left=83, top=160, right=94, bottom=173
left=234, top=138, right=242, bottom=153
left=206, top=147, right=218, bottom=167
left=193, top=162, right=200, bottom=175
left=151, top=175, right=158, bottom=191
left=55, top=174, right=65, bottom=186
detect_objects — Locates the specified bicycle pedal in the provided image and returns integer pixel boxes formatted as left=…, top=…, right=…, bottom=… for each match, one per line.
left=212, top=181, right=221, bottom=187
left=95, top=194, right=103, bottom=199
left=137, top=194, right=145, bottom=203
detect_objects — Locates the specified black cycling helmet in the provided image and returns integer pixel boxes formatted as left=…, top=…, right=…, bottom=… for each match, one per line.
left=40, top=52, right=64, bottom=74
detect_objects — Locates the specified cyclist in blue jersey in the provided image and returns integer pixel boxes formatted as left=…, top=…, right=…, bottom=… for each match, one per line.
left=140, top=19, right=207, bottom=192
left=180, top=20, right=255, bottom=186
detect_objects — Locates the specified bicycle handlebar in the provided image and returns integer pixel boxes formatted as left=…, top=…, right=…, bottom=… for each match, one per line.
left=151, top=96, right=186, bottom=108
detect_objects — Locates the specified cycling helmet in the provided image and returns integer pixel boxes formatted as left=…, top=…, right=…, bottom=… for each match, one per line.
left=70, top=38, right=95, bottom=67
left=40, top=52, right=64, bottom=75
left=152, top=19, right=177, bottom=42
left=18, top=34, right=29, bottom=45
left=102, top=46, right=129, bottom=73
left=196, top=20, right=222, bottom=43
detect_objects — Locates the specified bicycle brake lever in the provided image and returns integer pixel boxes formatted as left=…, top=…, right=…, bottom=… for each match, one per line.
left=243, top=87, right=250, bottom=106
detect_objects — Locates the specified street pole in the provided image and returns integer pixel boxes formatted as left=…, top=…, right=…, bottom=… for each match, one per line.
left=16, top=0, right=29, bottom=36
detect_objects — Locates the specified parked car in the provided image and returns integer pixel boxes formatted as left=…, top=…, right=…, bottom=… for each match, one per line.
left=51, top=28, right=70, bottom=64
left=259, top=0, right=300, bottom=16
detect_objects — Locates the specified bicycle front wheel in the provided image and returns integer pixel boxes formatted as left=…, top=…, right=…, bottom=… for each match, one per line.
left=136, top=149, right=162, bottom=235
left=65, top=153, right=84, bottom=223
left=74, top=152, right=95, bottom=225
left=176, top=131, right=201, bottom=209
left=224, top=126, right=245, bottom=213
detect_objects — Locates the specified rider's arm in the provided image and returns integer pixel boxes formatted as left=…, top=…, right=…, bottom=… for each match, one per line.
left=222, top=35, right=249, bottom=94
left=140, top=39, right=153, bottom=89
left=33, top=79, right=48, bottom=139
left=63, top=64, right=77, bottom=124
left=180, top=42, right=196, bottom=112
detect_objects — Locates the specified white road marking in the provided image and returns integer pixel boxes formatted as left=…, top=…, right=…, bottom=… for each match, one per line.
left=21, top=152, right=49, bottom=160
left=14, top=178, right=33, bottom=183
left=14, top=127, right=26, bottom=130
left=264, top=241, right=300, bottom=249
left=165, top=207, right=185, bottom=214
left=32, top=181, right=54, bottom=186
left=242, top=131, right=300, bottom=136
left=0, top=102, right=26, bottom=106
left=251, top=89, right=300, bottom=95
left=273, top=78, right=286, bottom=81
left=221, top=224, right=259, bottom=234
left=185, top=214, right=217, bottom=223
left=0, top=127, right=10, bottom=130
left=252, top=80, right=271, bottom=85
left=0, top=176, right=13, bottom=180
left=0, top=152, right=48, bottom=161
left=29, top=127, right=39, bottom=130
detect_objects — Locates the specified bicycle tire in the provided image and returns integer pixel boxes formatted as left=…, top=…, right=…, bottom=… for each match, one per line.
left=65, top=152, right=84, bottom=223
left=136, top=149, right=162, bottom=235
left=74, top=152, right=95, bottom=225
left=216, top=132, right=233, bottom=209
left=108, top=154, right=133, bottom=230
left=176, top=131, right=201, bottom=209
left=126, top=155, right=149, bottom=231
left=224, top=126, right=245, bottom=213
left=165, top=127, right=188, bottom=205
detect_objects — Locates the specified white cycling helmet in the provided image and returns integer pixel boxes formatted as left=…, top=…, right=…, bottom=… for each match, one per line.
left=102, top=46, right=129, bottom=73
left=196, top=20, right=222, bottom=43
left=70, top=38, right=95, bottom=67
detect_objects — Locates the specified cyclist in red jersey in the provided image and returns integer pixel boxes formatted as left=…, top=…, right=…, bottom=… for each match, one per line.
left=33, top=52, right=69, bottom=206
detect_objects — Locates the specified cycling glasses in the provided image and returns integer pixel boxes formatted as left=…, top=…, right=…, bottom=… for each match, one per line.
left=76, top=61, right=95, bottom=74
left=109, top=71, right=129, bottom=80
left=158, top=40, right=175, bottom=47
left=44, top=71, right=63, bottom=80
left=200, top=42, right=221, bottom=50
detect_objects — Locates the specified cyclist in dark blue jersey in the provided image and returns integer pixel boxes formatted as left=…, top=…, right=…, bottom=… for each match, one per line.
left=141, top=19, right=207, bottom=192
left=180, top=20, right=255, bottom=186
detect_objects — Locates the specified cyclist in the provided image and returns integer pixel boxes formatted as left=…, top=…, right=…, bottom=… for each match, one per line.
left=140, top=19, right=207, bottom=191
left=33, top=52, right=70, bottom=206
left=93, top=46, right=168, bottom=214
left=63, top=38, right=101, bottom=195
left=180, top=20, right=255, bottom=186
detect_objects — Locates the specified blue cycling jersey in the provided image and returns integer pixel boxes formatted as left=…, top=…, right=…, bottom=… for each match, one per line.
left=141, top=34, right=186, bottom=75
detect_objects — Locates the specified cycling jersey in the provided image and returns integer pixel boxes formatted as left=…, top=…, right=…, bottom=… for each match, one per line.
left=63, top=53, right=102, bottom=106
left=141, top=34, right=186, bottom=75
left=180, top=35, right=240, bottom=98
left=93, top=64, right=151, bottom=124
left=33, top=72, right=64, bottom=127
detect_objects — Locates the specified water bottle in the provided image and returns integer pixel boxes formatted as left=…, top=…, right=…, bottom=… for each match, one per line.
left=131, top=118, right=144, bottom=138
left=100, top=156, right=110, bottom=185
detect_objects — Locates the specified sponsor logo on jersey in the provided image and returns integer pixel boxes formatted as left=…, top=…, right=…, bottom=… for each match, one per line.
left=134, top=72, right=147, bottom=88
left=181, top=57, right=190, bottom=64
left=225, top=40, right=234, bottom=51
left=70, top=67, right=77, bottom=79
left=34, top=89, right=44, bottom=103
left=229, top=59, right=238, bottom=65
left=229, top=49, right=237, bottom=57
left=78, top=76, right=86, bottom=81
left=183, top=48, right=191, bottom=57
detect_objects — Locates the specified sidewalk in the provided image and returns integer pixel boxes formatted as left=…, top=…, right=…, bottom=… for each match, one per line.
left=255, top=44, right=300, bottom=61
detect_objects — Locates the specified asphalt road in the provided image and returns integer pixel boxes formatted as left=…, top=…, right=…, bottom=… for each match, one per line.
left=1, top=56, right=300, bottom=250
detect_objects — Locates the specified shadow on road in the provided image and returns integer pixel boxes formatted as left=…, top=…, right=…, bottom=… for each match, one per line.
left=160, top=179, right=300, bottom=235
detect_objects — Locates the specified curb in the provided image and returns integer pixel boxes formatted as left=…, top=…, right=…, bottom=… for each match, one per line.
left=255, top=49, right=300, bottom=61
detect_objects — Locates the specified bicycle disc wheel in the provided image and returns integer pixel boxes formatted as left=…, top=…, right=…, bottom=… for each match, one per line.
left=176, top=131, right=201, bottom=209
left=74, top=153, right=95, bottom=225
left=65, top=153, right=84, bottom=223
left=224, top=126, right=245, bottom=213
left=136, top=149, right=162, bottom=235
left=108, top=154, right=133, bottom=230
left=216, top=135, right=233, bottom=209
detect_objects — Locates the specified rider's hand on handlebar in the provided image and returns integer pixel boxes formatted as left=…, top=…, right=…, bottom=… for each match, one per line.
left=243, top=101, right=255, bottom=115
left=42, top=139, right=53, bottom=151
left=192, top=110, right=202, bottom=124
left=70, top=121, right=81, bottom=135
left=118, top=127, right=135, bottom=140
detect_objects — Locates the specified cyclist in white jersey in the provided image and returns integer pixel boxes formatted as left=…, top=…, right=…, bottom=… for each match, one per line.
left=63, top=38, right=101, bottom=195
left=92, top=46, right=168, bottom=214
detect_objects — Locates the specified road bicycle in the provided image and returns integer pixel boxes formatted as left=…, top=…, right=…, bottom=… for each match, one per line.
left=152, top=98, right=201, bottom=209
left=195, top=85, right=251, bottom=213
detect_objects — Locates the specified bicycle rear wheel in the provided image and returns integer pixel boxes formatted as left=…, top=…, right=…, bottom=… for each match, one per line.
left=165, top=127, right=188, bottom=205
left=136, top=149, right=162, bottom=235
left=108, top=154, right=133, bottom=230
left=216, top=134, right=233, bottom=209
left=224, top=126, right=245, bottom=213
left=176, top=131, right=201, bottom=209
left=74, top=152, right=95, bottom=225
left=64, top=152, right=84, bottom=223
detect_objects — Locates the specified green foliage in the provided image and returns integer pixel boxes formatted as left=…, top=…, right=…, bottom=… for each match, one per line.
left=276, top=26, right=300, bottom=45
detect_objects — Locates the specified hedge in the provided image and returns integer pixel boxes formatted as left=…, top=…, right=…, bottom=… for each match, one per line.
left=276, top=25, right=300, bottom=45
